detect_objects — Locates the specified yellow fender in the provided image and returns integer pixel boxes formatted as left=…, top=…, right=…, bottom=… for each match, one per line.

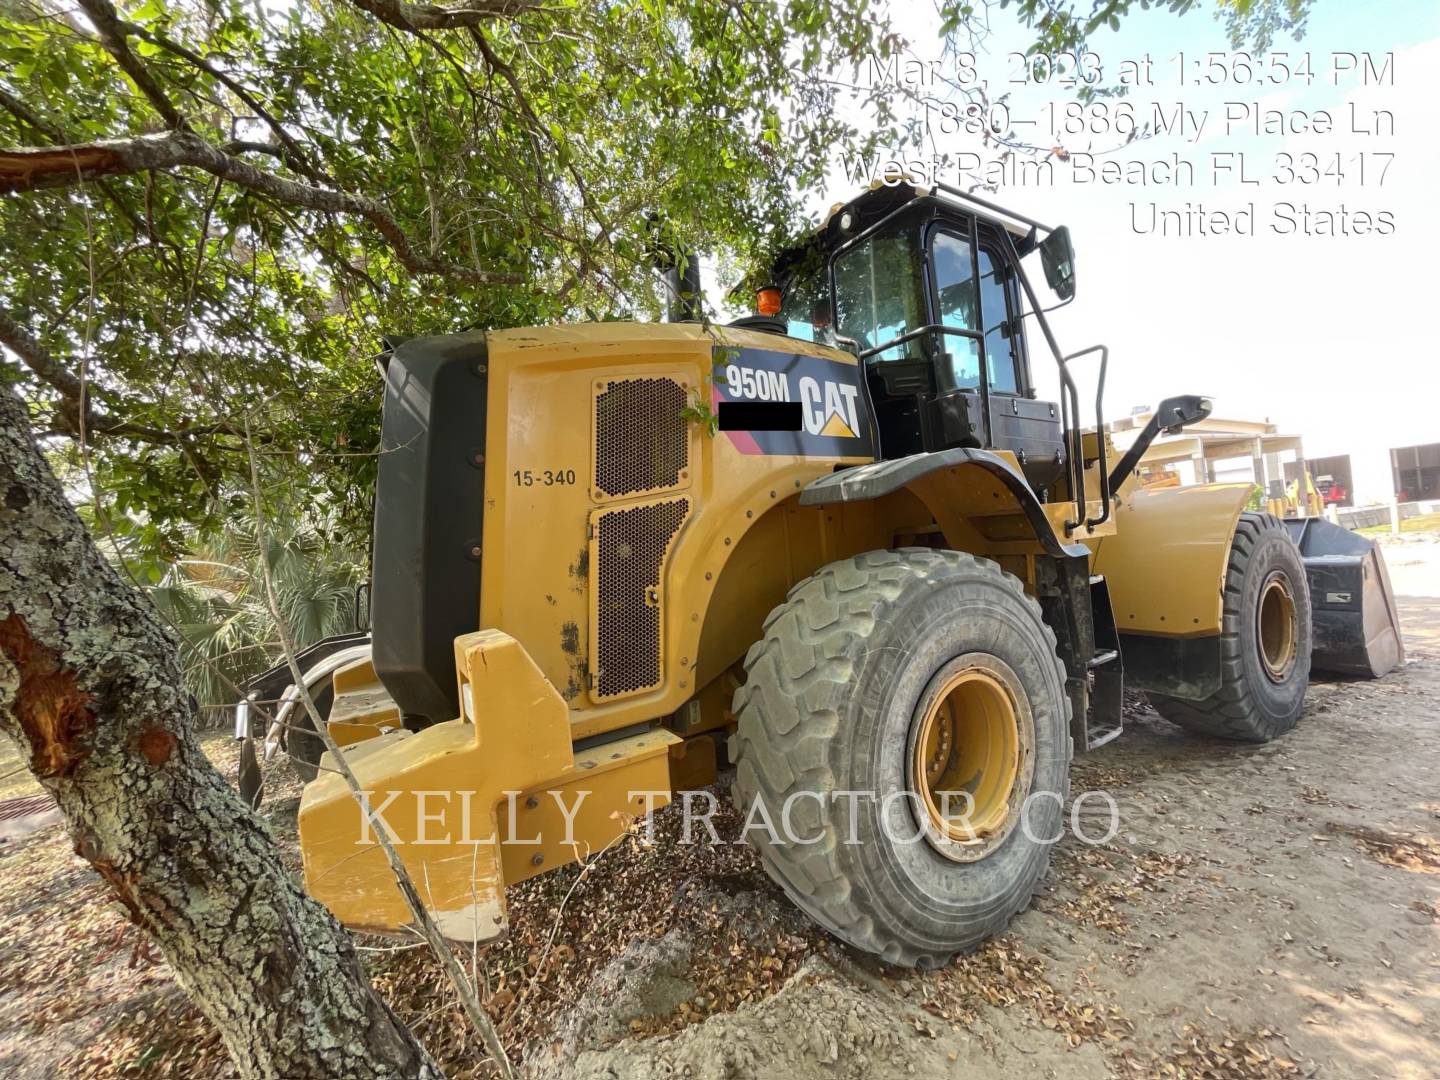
left=1087, top=483, right=1253, bottom=701
left=1092, top=483, right=1252, bottom=637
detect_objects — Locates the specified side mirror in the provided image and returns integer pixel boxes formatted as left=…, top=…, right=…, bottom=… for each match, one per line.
left=1155, top=393, right=1213, bottom=435
left=1039, top=226, right=1076, bottom=301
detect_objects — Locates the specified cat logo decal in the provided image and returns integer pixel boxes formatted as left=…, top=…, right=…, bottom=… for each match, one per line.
left=712, top=346, right=873, bottom=459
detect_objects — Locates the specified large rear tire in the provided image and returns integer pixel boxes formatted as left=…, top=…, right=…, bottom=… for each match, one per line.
left=283, top=682, right=334, bottom=783
left=1149, top=512, right=1311, bottom=742
left=729, top=549, right=1071, bottom=967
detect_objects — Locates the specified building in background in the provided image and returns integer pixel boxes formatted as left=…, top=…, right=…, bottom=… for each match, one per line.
left=1109, top=408, right=1439, bottom=521
left=1307, top=454, right=1355, bottom=509
left=1390, top=442, right=1440, bottom=503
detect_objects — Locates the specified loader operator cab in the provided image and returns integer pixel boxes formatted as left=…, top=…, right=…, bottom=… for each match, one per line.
left=769, top=182, right=1075, bottom=494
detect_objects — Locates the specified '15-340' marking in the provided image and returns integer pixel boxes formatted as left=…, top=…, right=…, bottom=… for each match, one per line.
left=513, top=468, right=577, bottom=487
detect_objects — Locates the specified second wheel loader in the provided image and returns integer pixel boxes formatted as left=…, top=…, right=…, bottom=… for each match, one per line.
left=240, top=180, right=1404, bottom=965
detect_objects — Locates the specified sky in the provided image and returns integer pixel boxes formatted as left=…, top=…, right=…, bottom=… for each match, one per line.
left=760, top=0, right=1440, bottom=505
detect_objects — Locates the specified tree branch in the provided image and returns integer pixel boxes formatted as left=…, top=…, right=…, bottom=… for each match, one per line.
left=0, top=132, right=523, bottom=283
left=121, top=21, right=329, bottom=183
left=0, top=86, right=67, bottom=144
left=0, top=305, right=87, bottom=403
left=76, top=0, right=188, bottom=131
left=0, top=86, right=166, bottom=250
left=347, top=0, right=534, bottom=32
left=0, top=305, right=234, bottom=445
left=220, top=139, right=318, bottom=180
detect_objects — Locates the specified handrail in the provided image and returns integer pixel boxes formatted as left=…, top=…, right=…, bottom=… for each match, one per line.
left=858, top=322, right=992, bottom=446
left=996, top=230, right=1088, bottom=534
left=965, top=228, right=993, bottom=450
left=1062, top=346, right=1112, bottom=528
left=932, top=182, right=1055, bottom=236
left=857, top=320, right=1112, bottom=533
left=857, top=321, right=982, bottom=360
left=1062, top=362, right=1081, bottom=515
left=829, top=185, right=1054, bottom=271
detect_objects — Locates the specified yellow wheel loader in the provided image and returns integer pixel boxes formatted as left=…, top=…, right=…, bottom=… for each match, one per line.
left=245, top=181, right=1404, bottom=966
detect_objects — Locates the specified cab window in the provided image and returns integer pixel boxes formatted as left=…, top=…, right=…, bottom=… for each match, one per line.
left=932, top=230, right=1020, bottom=394
left=931, top=231, right=982, bottom=389
left=978, top=246, right=1019, bottom=394
left=832, top=225, right=926, bottom=361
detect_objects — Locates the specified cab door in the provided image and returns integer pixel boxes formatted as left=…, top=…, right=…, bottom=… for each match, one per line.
left=926, top=221, right=1064, bottom=489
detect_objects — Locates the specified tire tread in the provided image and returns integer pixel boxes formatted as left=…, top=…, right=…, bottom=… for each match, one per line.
left=729, top=548, right=1070, bottom=964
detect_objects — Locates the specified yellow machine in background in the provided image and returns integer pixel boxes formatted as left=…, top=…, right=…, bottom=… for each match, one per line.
left=1278, top=472, right=1326, bottom=519
left=242, top=182, right=1402, bottom=966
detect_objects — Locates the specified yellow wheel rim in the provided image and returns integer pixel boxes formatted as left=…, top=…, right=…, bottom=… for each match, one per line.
left=907, top=655, right=1031, bottom=860
left=1257, top=572, right=1297, bottom=682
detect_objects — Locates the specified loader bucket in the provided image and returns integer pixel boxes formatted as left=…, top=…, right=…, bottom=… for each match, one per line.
left=1284, top=519, right=1404, bottom=678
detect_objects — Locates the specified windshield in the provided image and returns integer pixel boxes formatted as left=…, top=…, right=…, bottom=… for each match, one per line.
left=832, top=225, right=926, bottom=361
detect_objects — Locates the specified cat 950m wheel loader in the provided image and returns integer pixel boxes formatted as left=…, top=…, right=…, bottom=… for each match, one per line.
left=242, top=181, right=1404, bottom=966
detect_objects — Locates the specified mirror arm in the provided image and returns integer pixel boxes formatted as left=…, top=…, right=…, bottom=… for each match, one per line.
left=1107, top=395, right=1214, bottom=493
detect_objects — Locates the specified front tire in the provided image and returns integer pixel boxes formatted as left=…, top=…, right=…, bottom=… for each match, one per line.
left=1149, top=512, right=1311, bottom=742
left=729, top=549, right=1071, bottom=967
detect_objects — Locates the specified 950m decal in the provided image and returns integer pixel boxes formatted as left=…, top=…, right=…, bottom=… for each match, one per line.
left=712, top=345, right=874, bottom=458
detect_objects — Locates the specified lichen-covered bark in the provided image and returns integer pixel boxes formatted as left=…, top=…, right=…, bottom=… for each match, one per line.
left=0, top=385, right=440, bottom=1078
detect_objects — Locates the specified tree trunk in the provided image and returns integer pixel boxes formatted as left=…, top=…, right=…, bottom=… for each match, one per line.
left=0, top=384, right=439, bottom=1077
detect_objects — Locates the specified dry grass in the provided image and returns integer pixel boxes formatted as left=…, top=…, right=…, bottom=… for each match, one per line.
left=365, top=796, right=825, bottom=1072
left=1120, top=1025, right=1303, bottom=1079
left=1326, top=821, right=1440, bottom=874
left=0, top=738, right=820, bottom=1078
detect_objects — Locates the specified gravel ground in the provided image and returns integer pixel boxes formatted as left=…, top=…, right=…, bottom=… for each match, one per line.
left=0, top=535, right=1437, bottom=1079
left=556, top=606, right=1440, bottom=1080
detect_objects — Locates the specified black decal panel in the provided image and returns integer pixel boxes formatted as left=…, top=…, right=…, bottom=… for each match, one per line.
left=718, top=400, right=803, bottom=432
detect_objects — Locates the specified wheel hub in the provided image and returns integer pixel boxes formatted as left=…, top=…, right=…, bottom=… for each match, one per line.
left=907, top=654, right=1033, bottom=862
left=1257, top=571, right=1297, bottom=682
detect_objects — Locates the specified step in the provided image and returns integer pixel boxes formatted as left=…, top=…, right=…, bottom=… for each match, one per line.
left=1086, top=719, right=1125, bottom=751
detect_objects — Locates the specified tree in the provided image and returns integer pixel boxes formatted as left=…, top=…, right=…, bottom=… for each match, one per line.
left=0, top=0, right=1313, bottom=559
left=0, top=0, right=889, bottom=565
left=0, top=379, right=439, bottom=1076
left=991, top=0, right=1312, bottom=53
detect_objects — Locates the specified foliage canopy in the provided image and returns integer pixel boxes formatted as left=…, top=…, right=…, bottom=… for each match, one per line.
left=1, top=0, right=1312, bottom=574
left=1, top=0, right=898, bottom=568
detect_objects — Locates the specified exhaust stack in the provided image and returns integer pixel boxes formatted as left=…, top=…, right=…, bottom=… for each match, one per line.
left=646, top=214, right=702, bottom=322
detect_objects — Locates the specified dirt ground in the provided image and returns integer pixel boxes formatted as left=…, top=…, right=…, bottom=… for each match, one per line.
left=1, top=534, right=1437, bottom=1079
